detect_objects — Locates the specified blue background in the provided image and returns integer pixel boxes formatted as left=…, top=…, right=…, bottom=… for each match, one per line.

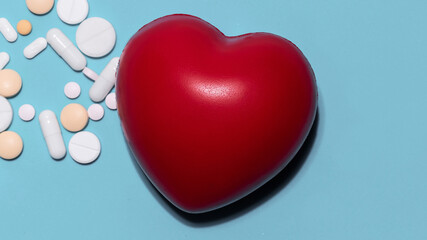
left=1, top=0, right=426, bottom=239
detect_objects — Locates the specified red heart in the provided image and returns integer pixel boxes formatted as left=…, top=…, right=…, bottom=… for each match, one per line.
left=116, top=14, right=317, bottom=213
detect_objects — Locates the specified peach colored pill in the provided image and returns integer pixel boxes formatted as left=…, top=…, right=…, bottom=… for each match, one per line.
left=60, top=103, right=88, bottom=132
left=0, top=131, right=23, bottom=160
left=17, top=20, right=32, bottom=36
left=0, top=69, right=22, bottom=98
left=26, top=0, right=54, bottom=15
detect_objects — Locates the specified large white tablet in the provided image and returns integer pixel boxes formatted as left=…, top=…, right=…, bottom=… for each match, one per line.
left=57, top=0, right=89, bottom=25
left=76, top=17, right=116, bottom=58
left=69, top=131, right=101, bottom=164
left=0, top=96, right=12, bottom=132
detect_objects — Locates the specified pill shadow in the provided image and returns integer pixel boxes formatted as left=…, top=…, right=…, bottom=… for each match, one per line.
left=127, top=110, right=319, bottom=227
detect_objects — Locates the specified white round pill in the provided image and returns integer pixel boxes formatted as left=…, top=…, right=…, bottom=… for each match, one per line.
left=69, top=131, right=101, bottom=164
left=0, top=52, right=10, bottom=70
left=76, top=17, right=116, bottom=58
left=105, top=92, right=117, bottom=110
left=64, top=81, right=81, bottom=99
left=57, top=0, right=89, bottom=25
left=19, top=104, right=35, bottom=121
left=82, top=67, right=98, bottom=81
left=87, top=104, right=104, bottom=121
left=0, top=96, right=12, bottom=132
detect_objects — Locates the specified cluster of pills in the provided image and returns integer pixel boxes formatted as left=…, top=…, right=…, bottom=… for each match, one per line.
left=0, top=0, right=120, bottom=164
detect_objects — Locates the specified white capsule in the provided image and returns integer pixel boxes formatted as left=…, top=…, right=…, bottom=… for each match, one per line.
left=89, top=57, right=119, bottom=102
left=39, top=110, right=66, bottom=159
left=24, top=37, right=47, bottom=59
left=0, top=52, right=9, bottom=70
left=0, top=18, right=17, bottom=43
left=46, top=28, right=87, bottom=71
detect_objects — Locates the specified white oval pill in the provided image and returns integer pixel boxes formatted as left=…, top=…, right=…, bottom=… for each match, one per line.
left=105, top=92, right=117, bottom=110
left=0, top=18, right=18, bottom=43
left=24, top=37, right=47, bottom=59
left=19, top=104, right=35, bottom=121
left=69, top=131, right=100, bottom=164
left=0, top=52, right=9, bottom=70
left=39, top=110, right=66, bottom=159
left=82, top=67, right=98, bottom=81
left=64, top=81, right=81, bottom=99
left=88, top=104, right=104, bottom=121
left=89, top=57, right=119, bottom=102
left=46, top=28, right=87, bottom=71
left=76, top=17, right=116, bottom=58
left=0, top=96, right=12, bottom=132
left=57, top=0, right=89, bottom=25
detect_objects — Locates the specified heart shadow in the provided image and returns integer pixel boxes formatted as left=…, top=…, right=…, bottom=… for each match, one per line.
left=126, top=110, right=319, bottom=227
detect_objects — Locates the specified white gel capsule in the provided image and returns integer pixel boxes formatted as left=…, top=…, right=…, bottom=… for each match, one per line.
left=24, top=37, right=47, bottom=59
left=0, top=52, right=9, bottom=69
left=39, top=110, right=66, bottom=159
left=89, top=57, right=119, bottom=102
left=46, top=28, right=86, bottom=71
left=0, top=18, right=18, bottom=43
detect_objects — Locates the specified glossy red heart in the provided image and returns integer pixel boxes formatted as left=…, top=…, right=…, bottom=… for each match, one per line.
left=116, top=14, right=317, bottom=213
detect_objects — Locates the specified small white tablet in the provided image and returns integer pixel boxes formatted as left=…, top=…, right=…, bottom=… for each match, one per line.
left=64, top=81, right=81, bottom=99
left=88, top=104, right=104, bottom=121
left=69, top=131, right=101, bottom=164
left=105, top=92, right=117, bottom=110
left=57, top=0, right=89, bottom=25
left=76, top=17, right=116, bottom=58
left=0, top=96, right=12, bottom=132
left=19, top=104, right=36, bottom=122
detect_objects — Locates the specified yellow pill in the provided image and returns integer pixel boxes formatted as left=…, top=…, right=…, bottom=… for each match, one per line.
left=0, top=69, right=22, bottom=98
left=17, top=20, right=32, bottom=36
left=0, top=131, right=23, bottom=160
left=60, top=103, right=88, bottom=132
left=26, top=0, right=54, bottom=15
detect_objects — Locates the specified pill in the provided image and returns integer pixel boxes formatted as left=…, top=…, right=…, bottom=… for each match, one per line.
left=39, top=110, right=66, bottom=159
left=60, top=103, right=88, bottom=132
left=57, top=0, right=89, bottom=25
left=46, top=28, right=86, bottom=71
left=76, top=17, right=116, bottom=58
left=0, top=96, right=12, bottom=132
left=0, top=69, right=22, bottom=98
left=89, top=57, right=119, bottom=102
left=0, top=131, right=23, bottom=160
left=19, top=104, right=36, bottom=122
left=17, top=20, right=32, bottom=36
left=88, top=104, right=104, bottom=121
left=0, top=52, right=9, bottom=70
left=105, top=93, right=117, bottom=110
left=64, top=81, right=81, bottom=99
left=0, top=18, right=18, bottom=43
left=82, top=67, right=98, bottom=81
left=24, top=37, right=47, bottom=59
left=26, top=0, right=54, bottom=15
left=68, top=131, right=100, bottom=164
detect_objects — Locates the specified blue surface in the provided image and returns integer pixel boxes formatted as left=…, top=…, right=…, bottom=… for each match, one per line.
left=1, top=0, right=427, bottom=239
